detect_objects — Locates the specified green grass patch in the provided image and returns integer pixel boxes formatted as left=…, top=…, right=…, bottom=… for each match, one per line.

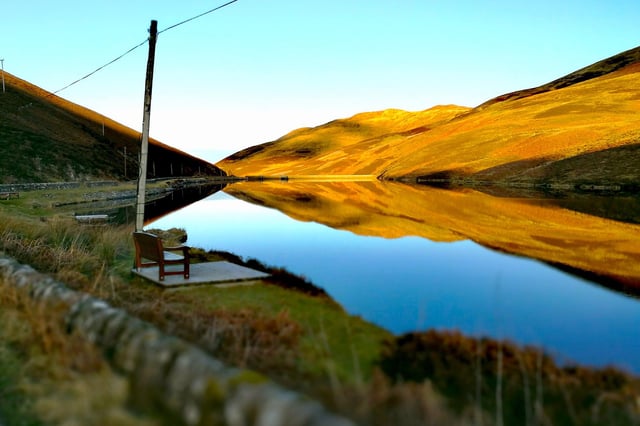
left=178, top=283, right=390, bottom=384
left=0, top=181, right=170, bottom=218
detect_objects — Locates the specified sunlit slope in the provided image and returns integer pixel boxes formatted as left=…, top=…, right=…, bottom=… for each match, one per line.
left=225, top=181, right=640, bottom=291
left=476, top=45, right=640, bottom=109
left=0, top=72, right=223, bottom=183
left=383, top=61, right=640, bottom=181
left=218, top=47, right=640, bottom=183
left=217, top=106, right=469, bottom=177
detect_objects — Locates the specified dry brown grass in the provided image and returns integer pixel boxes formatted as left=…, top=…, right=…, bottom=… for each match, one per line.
left=0, top=278, right=159, bottom=426
left=378, top=330, right=640, bottom=426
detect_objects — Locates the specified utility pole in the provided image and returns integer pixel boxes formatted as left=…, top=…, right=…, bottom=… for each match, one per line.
left=135, top=20, right=158, bottom=231
left=1, top=59, right=5, bottom=93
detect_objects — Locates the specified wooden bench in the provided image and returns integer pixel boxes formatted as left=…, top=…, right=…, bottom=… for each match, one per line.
left=0, top=192, right=19, bottom=200
left=133, top=231, right=190, bottom=281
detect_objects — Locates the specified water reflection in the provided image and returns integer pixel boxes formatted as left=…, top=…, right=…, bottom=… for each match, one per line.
left=142, top=183, right=226, bottom=224
left=72, top=183, right=226, bottom=225
left=150, top=180, right=640, bottom=373
left=225, top=180, right=640, bottom=294
left=470, top=184, right=640, bottom=225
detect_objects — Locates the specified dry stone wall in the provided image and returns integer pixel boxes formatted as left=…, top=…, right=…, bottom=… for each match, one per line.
left=0, top=255, right=353, bottom=426
left=0, top=181, right=84, bottom=192
left=0, top=178, right=211, bottom=193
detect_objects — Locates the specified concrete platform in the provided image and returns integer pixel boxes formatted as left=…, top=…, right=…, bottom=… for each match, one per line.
left=132, top=261, right=270, bottom=288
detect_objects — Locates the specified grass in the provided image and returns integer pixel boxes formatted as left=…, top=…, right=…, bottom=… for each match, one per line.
left=172, top=283, right=389, bottom=382
left=1, top=187, right=639, bottom=425
left=0, top=277, right=159, bottom=426
left=379, top=330, right=640, bottom=426
left=0, top=323, right=41, bottom=426
left=0, top=181, right=170, bottom=215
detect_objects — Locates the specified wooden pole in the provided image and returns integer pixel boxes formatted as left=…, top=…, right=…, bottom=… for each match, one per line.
left=135, top=20, right=158, bottom=231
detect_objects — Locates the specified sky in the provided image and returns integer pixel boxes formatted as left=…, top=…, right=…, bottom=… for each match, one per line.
left=2, top=1, right=639, bottom=163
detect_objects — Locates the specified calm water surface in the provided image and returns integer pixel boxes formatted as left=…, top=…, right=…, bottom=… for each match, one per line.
left=150, top=189, right=640, bottom=373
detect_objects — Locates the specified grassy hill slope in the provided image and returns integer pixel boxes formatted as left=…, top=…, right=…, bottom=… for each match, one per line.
left=217, top=47, right=640, bottom=186
left=218, top=105, right=470, bottom=177
left=476, top=45, right=640, bottom=109
left=0, top=72, right=224, bottom=183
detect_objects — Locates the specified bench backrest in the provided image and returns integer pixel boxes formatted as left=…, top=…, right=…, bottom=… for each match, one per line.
left=133, top=231, right=164, bottom=262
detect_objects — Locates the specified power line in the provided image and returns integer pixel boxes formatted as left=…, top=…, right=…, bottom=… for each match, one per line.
left=52, top=39, right=148, bottom=95
left=49, top=0, right=239, bottom=96
left=159, top=0, right=239, bottom=35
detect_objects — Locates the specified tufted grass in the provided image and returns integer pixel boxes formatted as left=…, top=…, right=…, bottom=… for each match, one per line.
left=0, top=278, right=160, bottom=426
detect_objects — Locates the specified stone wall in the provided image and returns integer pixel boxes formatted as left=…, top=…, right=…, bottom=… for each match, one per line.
left=0, top=181, right=84, bottom=192
left=0, top=178, right=209, bottom=193
left=0, top=255, right=353, bottom=426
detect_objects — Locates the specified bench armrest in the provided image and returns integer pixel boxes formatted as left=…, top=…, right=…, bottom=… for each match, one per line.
left=164, top=245, right=190, bottom=256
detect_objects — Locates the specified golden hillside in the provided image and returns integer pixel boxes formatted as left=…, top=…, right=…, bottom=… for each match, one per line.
left=217, top=47, right=640, bottom=185
left=218, top=105, right=470, bottom=177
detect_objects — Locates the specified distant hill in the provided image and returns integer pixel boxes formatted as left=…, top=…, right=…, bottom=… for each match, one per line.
left=218, top=105, right=470, bottom=177
left=0, top=72, right=224, bottom=183
left=217, top=46, right=640, bottom=188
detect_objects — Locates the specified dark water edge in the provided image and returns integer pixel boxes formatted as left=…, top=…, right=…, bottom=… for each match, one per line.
left=418, top=179, right=640, bottom=224
left=547, top=261, right=640, bottom=301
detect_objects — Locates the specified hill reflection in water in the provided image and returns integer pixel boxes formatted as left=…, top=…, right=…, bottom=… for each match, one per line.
left=226, top=180, right=640, bottom=294
left=150, top=180, right=640, bottom=372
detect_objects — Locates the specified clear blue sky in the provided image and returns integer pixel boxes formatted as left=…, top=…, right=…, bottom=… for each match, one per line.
left=2, top=1, right=639, bottom=163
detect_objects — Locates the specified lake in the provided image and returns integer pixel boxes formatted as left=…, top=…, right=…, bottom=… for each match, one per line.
left=149, top=180, right=640, bottom=374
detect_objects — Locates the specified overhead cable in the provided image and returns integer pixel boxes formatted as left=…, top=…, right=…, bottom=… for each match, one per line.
left=52, top=39, right=148, bottom=95
left=159, top=0, right=239, bottom=35
left=50, top=0, right=239, bottom=97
